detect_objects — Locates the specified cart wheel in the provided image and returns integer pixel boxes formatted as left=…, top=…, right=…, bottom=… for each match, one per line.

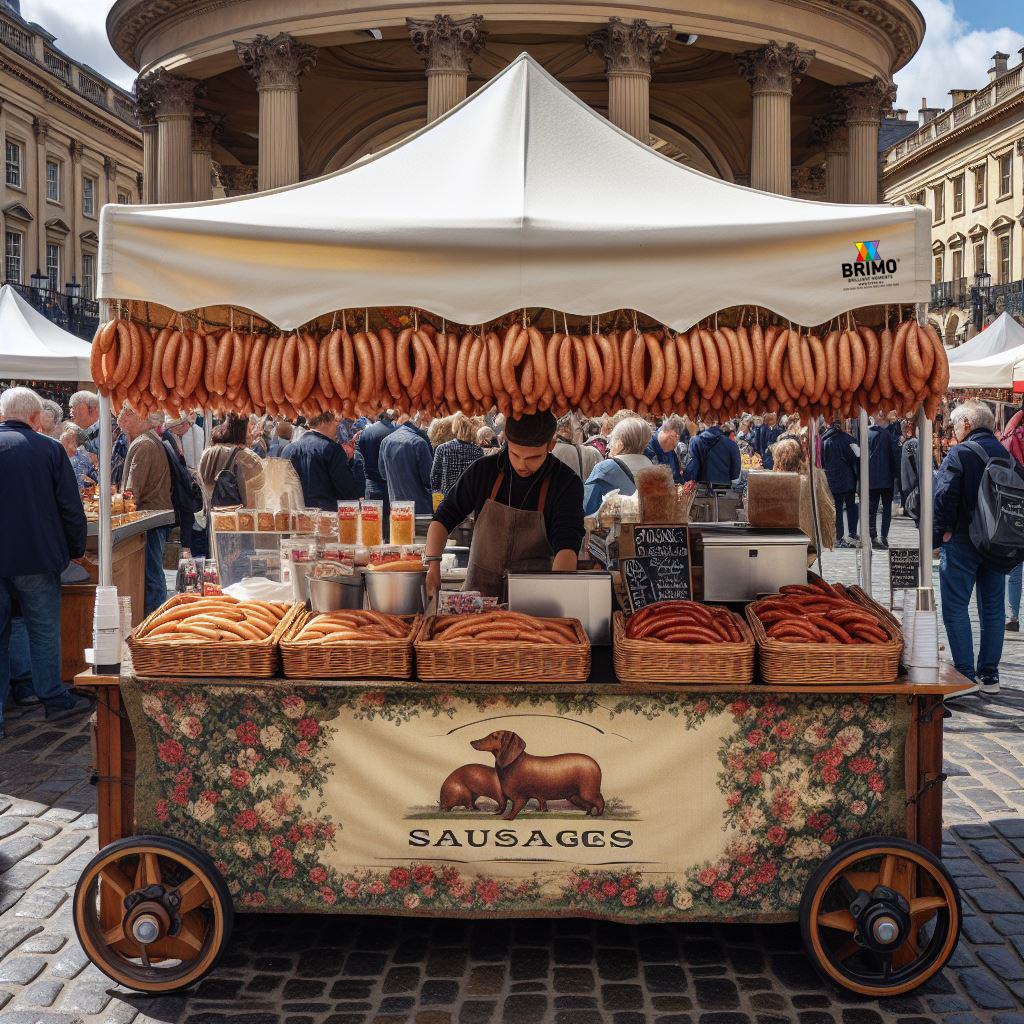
left=800, top=836, right=961, bottom=997
left=73, top=835, right=233, bottom=993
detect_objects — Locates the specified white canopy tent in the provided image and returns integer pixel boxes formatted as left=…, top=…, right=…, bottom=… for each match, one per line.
left=947, top=312, right=1024, bottom=367
left=98, top=54, right=931, bottom=331
left=946, top=313, right=1024, bottom=391
left=0, top=283, right=92, bottom=381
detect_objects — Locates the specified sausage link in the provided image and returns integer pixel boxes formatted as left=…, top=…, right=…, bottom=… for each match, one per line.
left=848, top=328, right=866, bottom=392
left=750, top=322, right=767, bottom=391
left=838, top=330, right=852, bottom=392
left=620, top=329, right=635, bottom=399
left=891, top=321, right=910, bottom=395
left=905, top=322, right=925, bottom=388
left=160, top=329, right=182, bottom=391
left=799, top=334, right=815, bottom=398
left=689, top=328, right=706, bottom=392
left=467, top=335, right=484, bottom=402
left=570, top=337, right=587, bottom=406
left=661, top=332, right=679, bottom=399
left=722, top=327, right=743, bottom=396
left=698, top=329, right=720, bottom=398
left=409, top=330, right=429, bottom=398
left=353, top=330, right=373, bottom=404
left=807, top=333, right=827, bottom=404
left=417, top=329, right=444, bottom=404
left=629, top=331, right=646, bottom=401
left=528, top=327, right=549, bottom=400
left=595, top=333, right=615, bottom=398
left=786, top=328, right=805, bottom=393
left=396, top=328, right=415, bottom=389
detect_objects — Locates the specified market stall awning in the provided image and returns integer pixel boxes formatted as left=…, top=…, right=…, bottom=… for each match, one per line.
left=0, top=284, right=93, bottom=381
left=946, top=311, right=1024, bottom=365
left=99, top=53, right=931, bottom=332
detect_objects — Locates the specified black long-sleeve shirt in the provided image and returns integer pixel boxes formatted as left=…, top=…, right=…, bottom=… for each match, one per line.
left=433, top=448, right=584, bottom=554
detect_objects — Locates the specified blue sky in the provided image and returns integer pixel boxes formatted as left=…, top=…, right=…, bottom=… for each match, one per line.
left=16, top=0, right=1024, bottom=111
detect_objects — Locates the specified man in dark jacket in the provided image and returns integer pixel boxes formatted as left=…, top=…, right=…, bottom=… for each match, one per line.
left=867, top=417, right=901, bottom=549
left=379, top=420, right=434, bottom=514
left=935, top=400, right=1012, bottom=697
left=821, top=420, right=859, bottom=547
left=644, top=418, right=685, bottom=484
left=684, top=419, right=741, bottom=486
left=756, top=413, right=784, bottom=469
left=0, top=388, right=90, bottom=737
left=283, top=412, right=365, bottom=511
left=356, top=411, right=397, bottom=525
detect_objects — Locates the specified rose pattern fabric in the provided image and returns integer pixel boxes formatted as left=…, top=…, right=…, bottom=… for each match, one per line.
left=127, top=681, right=905, bottom=920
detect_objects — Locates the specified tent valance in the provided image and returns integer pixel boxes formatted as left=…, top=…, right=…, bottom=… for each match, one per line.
left=99, top=54, right=931, bottom=333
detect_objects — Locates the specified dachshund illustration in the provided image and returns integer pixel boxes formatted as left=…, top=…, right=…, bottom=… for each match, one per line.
left=439, top=763, right=547, bottom=813
left=471, top=730, right=605, bottom=821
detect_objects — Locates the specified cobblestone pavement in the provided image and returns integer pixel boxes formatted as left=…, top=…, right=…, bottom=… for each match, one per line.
left=2, top=516, right=1024, bottom=1024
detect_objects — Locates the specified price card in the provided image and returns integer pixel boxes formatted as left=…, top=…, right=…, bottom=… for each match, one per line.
left=622, top=551, right=692, bottom=611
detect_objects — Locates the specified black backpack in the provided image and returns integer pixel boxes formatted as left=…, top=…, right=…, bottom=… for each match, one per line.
left=161, top=439, right=204, bottom=526
left=964, top=440, right=1024, bottom=571
left=210, top=447, right=245, bottom=508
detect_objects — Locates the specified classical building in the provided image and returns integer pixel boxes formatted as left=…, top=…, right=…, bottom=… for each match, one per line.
left=0, top=0, right=141, bottom=322
left=107, top=0, right=922, bottom=215
left=882, top=51, right=1024, bottom=344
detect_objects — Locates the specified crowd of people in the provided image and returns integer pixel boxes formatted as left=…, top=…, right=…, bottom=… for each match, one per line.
left=2, top=377, right=1024, bottom=737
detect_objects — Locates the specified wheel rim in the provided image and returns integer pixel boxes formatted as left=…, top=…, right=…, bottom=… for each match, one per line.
left=74, top=844, right=225, bottom=992
left=806, top=844, right=959, bottom=996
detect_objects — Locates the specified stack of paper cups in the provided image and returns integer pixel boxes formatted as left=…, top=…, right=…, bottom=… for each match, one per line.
left=93, top=586, right=122, bottom=672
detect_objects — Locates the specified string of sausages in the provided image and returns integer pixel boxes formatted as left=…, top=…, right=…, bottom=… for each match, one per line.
left=134, top=595, right=289, bottom=643
left=90, top=315, right=949, bottom=421
left=430, top=611, right=582, bottom=644
left=750, top=580, right=891, bottom=644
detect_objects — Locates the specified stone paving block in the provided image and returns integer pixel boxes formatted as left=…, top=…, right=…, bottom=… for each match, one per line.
left=15, top=978, right=64, bottom=1007
left=0, top=834, right=42, bottom=866
left=0, top=953, right=47, bottom=984
left=957, top=967, right=1017, bottom=1009
left=0, top=861, right=47, bottom=890
left=62, top=977, right=114, bottom=1014
left=19, top=931, right=68, bottom=954
left=0, top=889, right=23, bottom=914
left=21, top=819, right=62, bottom=840
left=13, top=886, right=69, bottom=920
left=0, top=815, right=27, bottom=839
left=960, top=915, right=1003, bottom=943
left=25, top=830, right=88, bottom=864
left=501, top=993, right=547, bottom=1023
left=48, top=945, right=90, bottom=979
left=0, top=922, right=42, bottom=958
left=3, top=798, right=49, bottom=816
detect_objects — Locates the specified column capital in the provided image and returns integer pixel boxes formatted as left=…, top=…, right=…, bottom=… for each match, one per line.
left=736, top=41, right=813, bottom=95
left=812, top=113, right=847, bottom=153
left=136, top=171, right=144, bottom=197
left=234, top=32, right=317, bottom=91
left=407, top=15, right=486, bottom=74
left=32, top=115, right=48, bottom=141
left=68, top=138, right=83, bottom=162
left=841, top=76, right=897, bottom=125
left=191, top=112, right=222, bottom=153
left=136, top=68, right=202, bottom=119
left=104, top=156, right=118, bottom=180
left=586, top=17, right=670, bottom=76
left=220, top=165, right=259, bottom=194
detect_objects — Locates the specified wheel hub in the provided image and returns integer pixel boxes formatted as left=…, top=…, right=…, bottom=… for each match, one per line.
left=124, top=897, right=174, bottom=945
left=850, top=885, right=911, bottom=954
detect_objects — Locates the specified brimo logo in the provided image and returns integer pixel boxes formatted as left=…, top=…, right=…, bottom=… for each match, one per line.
left=842, top=240, right=897, bottom=278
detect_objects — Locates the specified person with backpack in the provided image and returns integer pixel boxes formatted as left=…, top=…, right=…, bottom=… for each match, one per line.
left=583, top=417, right=653, bottom=515
left=198, top=414, right=265, bottom=510
left=684, top=416, right=741, bottom=486
left=998, top=404, right=1024, bottom=631
left=935, top=400, right=1024, bottom=698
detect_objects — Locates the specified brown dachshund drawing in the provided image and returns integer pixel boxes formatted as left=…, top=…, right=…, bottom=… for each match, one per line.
left=439, top=763, right=547, bottom=813
left=471, top=730, right=605, bottom=821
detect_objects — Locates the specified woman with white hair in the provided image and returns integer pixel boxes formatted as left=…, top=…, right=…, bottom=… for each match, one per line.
left=582, top=417, right=653, bottom=516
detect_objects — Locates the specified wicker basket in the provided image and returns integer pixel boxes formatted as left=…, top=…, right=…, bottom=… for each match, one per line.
left=280, top=611, right=420, bottom=679
left=127, top=595, right=300, bottom=678
left=744, top=597, right=902, bottom=685
left=414, top=615, right=590, bottom=682
left=846, top=585, right=905, bottom=647
left=612, top=610, right=754, bottom=685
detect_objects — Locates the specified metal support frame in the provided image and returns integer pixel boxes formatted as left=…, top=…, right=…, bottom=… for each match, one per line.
left=97, top=299, right=113, bottom=588
left=859, top=407, right=871, bottom=595
left=916, top=303, right=934, bottom=593
left=806, top=415, right=824, bottom=577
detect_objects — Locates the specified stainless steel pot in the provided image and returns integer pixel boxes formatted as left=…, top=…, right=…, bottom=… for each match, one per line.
left=364, top=569, right=427, bottom=615
left=308, top=574, right=364, bottom=613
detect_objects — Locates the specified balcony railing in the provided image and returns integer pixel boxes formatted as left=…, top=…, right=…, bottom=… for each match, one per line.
left=3, top=281, right=99, bottom=342
left=931, top=278, right=969, bottom=308
left=0, top=16, right=32, bottom=57
left=113, top=95, right=136, bottom=123
left=77, top=73, right=108, bottom=109
left=43, top=48, right=71, bottom=84
left=991, top=279, right=1024, bottom=316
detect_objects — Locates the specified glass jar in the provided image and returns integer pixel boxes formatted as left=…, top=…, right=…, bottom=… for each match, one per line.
left=389, top=501, right=415, bottom=546
left=337, top=501, right=359, bottom=544
left=359, top=499, right=383, bottom=547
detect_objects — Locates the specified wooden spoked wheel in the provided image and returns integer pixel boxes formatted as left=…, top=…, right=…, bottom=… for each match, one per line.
left=800, top=836, right=961, bottom=996
left=73, top=835, right=233, bottom=993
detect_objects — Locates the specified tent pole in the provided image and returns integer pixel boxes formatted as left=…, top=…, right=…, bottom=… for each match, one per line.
left=97, top=393, right=113, bottom=588
left=859, top=407, right=871, bottom=595
left=917, top=304, right=934, bottom=593
left=807, top=414, right=824, bottom=577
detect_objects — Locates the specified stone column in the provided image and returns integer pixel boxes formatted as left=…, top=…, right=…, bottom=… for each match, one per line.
left=138, top=69, right=200, bottom=204
left=407, top=15, right=486, bottom=122
left=68, top=139, right=82, bottom=281
left=235, top=33, right=317, bottom=191
left=133, top=75, right=159, bottom=203
left=103, top=155, right=118, bottom=210
left=842, top=76, right=896, bottom=204
left=735, top=41, right=814, bottom=196
left=813, top=113, right=848, bottom=203
left=586, top=18, right=670, bottom=142
left=33, top=116, right=47, bottom=277
left=191, top=113, right=219, bottom=201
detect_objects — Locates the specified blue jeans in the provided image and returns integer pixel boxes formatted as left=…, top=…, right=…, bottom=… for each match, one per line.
left=1008, top=563, right=1022, bottom=621
left=940, top=536, right=1006, bottom=683
left=145, top=527, right=169, bottom=616
left=0, top=573, right=74, bottom=723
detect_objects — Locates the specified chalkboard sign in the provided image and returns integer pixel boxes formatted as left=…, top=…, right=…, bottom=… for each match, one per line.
left=630, top=526, right=690, bottom=558
left=622, top=553, right=692, bottom=610
left=888, top=546, right=920, bottom=591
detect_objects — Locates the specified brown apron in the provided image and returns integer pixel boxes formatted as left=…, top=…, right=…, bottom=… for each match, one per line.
left=463, top=470, right=554, bottom=598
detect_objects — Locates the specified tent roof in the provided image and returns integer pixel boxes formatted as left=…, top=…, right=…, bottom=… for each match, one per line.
left=947, top=312, right=1024, bottom=365
left=99, top=53, right=931, bottom=332
left=0, top=284, right=93, bottom=382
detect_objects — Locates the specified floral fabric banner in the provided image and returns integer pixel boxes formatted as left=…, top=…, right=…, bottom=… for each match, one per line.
left=123, top=680, right=909, bottom=923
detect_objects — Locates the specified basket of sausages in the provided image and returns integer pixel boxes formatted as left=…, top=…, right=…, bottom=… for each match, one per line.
left=745, top=577, right=902, bottom=684
left=128, top=594, right=299, bottom=678
left=414, top=611, right=590, bottom=682
left=280, top=609, right=420, bottom=679
left=613, top=602, right=755, bottom=684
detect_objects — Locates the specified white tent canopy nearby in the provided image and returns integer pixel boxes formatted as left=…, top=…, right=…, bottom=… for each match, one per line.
left=947, top=313, right=1024, bottom=389
left=0, top=283, right=93, bottom=382
left=99, top=54, right=931, bottom=332
left=946, top=312, right=1024, bottom=365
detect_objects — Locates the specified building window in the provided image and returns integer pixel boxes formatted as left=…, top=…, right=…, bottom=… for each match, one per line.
left=952, top=174, right=964, bottom=215
left=45, top=242, right=61, bottom=292
left=5, top=140, right=22, bottom=187
left=82, top=176, right=95, bottom=217
left=932, top=185, right=944, bottom=223
left=974, top=241, right=985, bottom=275
left=933, top=254, right=943, bottom=283
left=952, top=247, right=964, bottom=280
left=998, top=234, right=1011, bottom=284
left=81, top=253, right=95, bottom=300
left=45, top=159, right=61, bottom=202
left=974, top=165, right=986, bottom=207
left=117, top=190, right=130, bottom=205
left=999, top=153, right=1013, bottom=198
left=5, top=231, right=23, bottom=283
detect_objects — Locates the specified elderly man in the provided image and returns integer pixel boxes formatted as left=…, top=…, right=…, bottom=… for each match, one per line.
left=0, top=387, right=90, bottom=737
left=120, top=406, right=173, bottom=615
left=935, top=400, right=1014, bottom=699
left=645, top=416, right=686, bottom=484
left=164, top=413, right=203, bottom=471
left=553, top=414, right=601, bottom=481
left=69, top=390, right=102, bottom=455
left=684, top=416, right=741, bottom=486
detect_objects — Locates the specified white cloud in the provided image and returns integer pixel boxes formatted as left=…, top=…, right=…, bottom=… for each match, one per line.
left=894, top=0, right=1024, bottom=114
left=19, top=0, right=136, bottom=89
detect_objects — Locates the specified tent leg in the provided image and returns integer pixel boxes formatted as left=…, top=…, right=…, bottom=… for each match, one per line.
left=859, top=407, right=871, bottom=596
left=917, top=403, right=933, bottom=591
left=807, top=415, right=824, bottom=577
left=98, top=392, right=113, bottom=588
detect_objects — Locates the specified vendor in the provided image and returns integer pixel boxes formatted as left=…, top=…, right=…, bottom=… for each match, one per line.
left=424, top=410, right=584, bottom=598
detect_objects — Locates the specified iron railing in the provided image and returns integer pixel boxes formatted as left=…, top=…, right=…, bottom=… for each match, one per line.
left=4, top=280, right=99, bottom=342
left=931, top=278, right=969, bottom=309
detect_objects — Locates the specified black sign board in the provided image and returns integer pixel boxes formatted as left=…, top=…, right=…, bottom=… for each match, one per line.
left=888, top=546, right=920, bottom=591
left=630, top=526, right=690, bottom=559
left=622, top=552, right=692, bottom=610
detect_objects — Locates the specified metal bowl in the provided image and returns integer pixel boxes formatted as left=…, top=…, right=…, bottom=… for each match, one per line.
left=308, top=574, right=364, bottom=613
left=364, top=569, right=427, bottom=615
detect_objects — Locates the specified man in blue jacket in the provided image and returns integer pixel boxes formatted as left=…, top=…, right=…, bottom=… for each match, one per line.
left=867, top=417, right=901, bottom=549
left=644, top=418, right=685, bottom=484
left=283, top=411, right=365, bottom=511
left=821, top=419, right=859, bottom=547
left=379, top=419, right=434, bottom=515
left=357, top=411, right=397, bottom=526
left=934, top=400, right=1012, bottom=698
left=0, top=387, right=91, bottom=738
left=684, top=418, right=741, bottom=486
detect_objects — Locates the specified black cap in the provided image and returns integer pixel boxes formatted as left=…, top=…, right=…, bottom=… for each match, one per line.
left=504, top=410, right=558, bottom=447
